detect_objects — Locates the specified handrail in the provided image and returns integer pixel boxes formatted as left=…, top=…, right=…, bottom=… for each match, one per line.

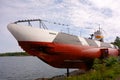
left=14, top=19, right=48, bottom=29
left=14, top=19, right=42, bottom=23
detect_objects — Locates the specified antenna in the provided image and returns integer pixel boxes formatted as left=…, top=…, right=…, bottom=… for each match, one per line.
left=98, top=24, right=100, bottom=31
left=67, top=27, right=70, bottom=34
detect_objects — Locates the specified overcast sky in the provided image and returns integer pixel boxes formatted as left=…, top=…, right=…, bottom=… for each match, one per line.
left=0, top=0, right=120, bottom=53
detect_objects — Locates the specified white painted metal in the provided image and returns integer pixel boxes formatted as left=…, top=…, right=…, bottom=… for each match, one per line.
left=7, top=24, right=58, bottom=42
left=78, top=37, right=89, bottom=46
left=110, top=44, right=115, bottom=48
left=95, top=40, right=101, bottom=47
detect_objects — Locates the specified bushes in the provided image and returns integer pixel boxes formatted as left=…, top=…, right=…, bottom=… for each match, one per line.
left=67, top=56, right=120, bottom=80
left=104, top=57, right=118, bottom=67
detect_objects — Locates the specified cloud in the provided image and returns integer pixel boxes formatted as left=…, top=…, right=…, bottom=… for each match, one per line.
left=80, top=0, right=92, bottom=6
left=64, top=0, right=120, bottom=41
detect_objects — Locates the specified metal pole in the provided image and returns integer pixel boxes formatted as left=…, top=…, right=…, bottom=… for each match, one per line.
left=67, top=68, right=69, bottom=77
left=67, top=27, right=70, bottom=34
left=28, top=21, right=32, bottom=26
left=39, top=20, right=41, bottom=28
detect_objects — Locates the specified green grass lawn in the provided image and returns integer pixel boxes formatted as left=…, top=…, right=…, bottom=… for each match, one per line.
left=67, top=57, right=120, bottom=80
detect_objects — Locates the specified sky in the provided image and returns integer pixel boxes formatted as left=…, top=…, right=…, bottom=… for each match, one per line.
left=0, top=0, right=120, bottom=53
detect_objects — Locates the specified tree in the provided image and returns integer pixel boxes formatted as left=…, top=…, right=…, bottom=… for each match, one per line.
left=113, top=36, right=120, bottom=48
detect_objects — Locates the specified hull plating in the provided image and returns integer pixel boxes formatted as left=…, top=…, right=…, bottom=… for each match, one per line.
left=18, top=41, right=118, bottom=69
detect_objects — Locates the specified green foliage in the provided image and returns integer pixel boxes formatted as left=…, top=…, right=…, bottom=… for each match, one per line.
left=0, top=52, right=29, bottom=56
left=113, top=36, right=120, bottom=48
left=104, top=56, right=118, bottom=67
left=67, top=57, right=120, bottom=80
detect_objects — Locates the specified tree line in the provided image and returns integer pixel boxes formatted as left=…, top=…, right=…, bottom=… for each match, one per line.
left=0, top=52, right=29, bottom=56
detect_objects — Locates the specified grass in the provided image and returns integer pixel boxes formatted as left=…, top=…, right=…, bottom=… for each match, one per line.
left=67, top=56, right=120, bottom=80
left=0, top=52, right=30, bottom=56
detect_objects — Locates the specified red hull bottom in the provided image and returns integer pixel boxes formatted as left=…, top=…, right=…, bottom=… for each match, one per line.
left=18, top=41, right=119, bottom=70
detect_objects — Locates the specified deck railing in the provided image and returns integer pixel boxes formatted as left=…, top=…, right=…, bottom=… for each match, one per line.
left=14, top=19, right=48, bottom=29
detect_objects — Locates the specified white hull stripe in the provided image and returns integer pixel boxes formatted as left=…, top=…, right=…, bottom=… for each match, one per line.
left=95, top=40, right=101, bottom=47
left=7, top=24, right=58, bottom=42
left=78, top=37, right=89, bottom=46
